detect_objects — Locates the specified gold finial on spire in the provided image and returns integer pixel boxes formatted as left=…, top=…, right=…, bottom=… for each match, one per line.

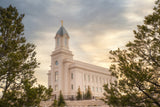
left=61, top=20, right=63, bottom=26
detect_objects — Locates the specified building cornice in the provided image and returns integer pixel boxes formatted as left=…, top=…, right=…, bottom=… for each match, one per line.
left=63, top=59, right=74, bottom=64
left=69, top=60, right=110, bottom=75
left=51, top=49, right=73, bottom=57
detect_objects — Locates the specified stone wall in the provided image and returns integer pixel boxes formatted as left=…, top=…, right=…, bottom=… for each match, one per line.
left=66, top=100, right=108, bottom=107
left=40, top=100, right=108, bottom=107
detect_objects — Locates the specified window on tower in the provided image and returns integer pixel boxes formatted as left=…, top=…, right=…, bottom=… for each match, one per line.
left=55, top=60, right=58, bottom=65
left=65, top=37, right=67, bottom=46
left=55, top=71, right=58, bottom=82
left=57, top=37, right=59, bottom=46
left=71, top=73, right=73, bottom=79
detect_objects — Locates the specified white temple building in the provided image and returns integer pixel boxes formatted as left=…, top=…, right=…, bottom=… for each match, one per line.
left=48, top=21, right=113, bottom=100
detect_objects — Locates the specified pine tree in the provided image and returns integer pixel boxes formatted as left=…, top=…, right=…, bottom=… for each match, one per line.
left=76, top=86, right=82, bottom=100
left=84, top=86, right=92, bottom=100
left=58, top=90, right=66, bottom=107
left=0, top=5, right=52, bottom=106
left=51, top=99, right=58, bottom=107
left=103, top=0, right=160, bottom=106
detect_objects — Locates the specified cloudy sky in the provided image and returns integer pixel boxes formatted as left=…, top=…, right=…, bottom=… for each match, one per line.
left=0, top=0, right=155, bottom=87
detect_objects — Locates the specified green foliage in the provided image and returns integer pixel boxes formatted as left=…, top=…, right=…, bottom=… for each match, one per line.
left=0, top=5, right=52, bottom=107
left=58, top=90, right=66, bottom=107
left=51, top=99, right=58, bottom=107
left=103, top=0, right=160, bottom=107
left=84, top=86, right=92, bottom=100
left=76, top=86, right=82, bottom=100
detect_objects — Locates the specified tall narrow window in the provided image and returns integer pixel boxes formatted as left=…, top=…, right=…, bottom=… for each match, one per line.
left=84, top=74, right=86, bottom=81
left=55, top=85, right=58, bottom=91
left=92, top=87, right=94, bottom=92
left=55, top=60, right=58, bottom=65
left=85, top=85, right=87, bottom=91
left=100, top=77, right=101, bottom=83
left=55, top=71, right=58, bottom=82
left=71, top=73, right=73, bottom=79
left=71, top=84, right=73, bottom=90
left=65, top=37, right=67, bottom=46
left=100, top=87, right=102, bottom=92
left=88, top=75, right=90, bottom=82
left=92, top=75, right=94, bottom=82
left=57, top=37, right=59, bottom=46
left=96, top=76, right=98, bottom=83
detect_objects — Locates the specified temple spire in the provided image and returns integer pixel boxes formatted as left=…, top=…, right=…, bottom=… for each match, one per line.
left=61, top=20, right=63, bottom=26
left=55, top=20, right=69, bottom=50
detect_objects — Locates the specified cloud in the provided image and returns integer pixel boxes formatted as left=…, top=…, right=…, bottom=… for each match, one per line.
left=0, top=0, right=155, bottom=86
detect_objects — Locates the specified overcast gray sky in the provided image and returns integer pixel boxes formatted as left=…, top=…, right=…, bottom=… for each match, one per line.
left=0, top=0, right=155, bottom=87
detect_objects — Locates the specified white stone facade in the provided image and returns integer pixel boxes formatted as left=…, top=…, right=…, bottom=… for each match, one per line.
left=48, top=24, right=112, bottom=99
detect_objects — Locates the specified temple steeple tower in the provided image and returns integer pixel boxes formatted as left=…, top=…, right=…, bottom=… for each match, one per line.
left=55, top=20, right=69, bottom=50
left=49, top=21, right=73, bottom=99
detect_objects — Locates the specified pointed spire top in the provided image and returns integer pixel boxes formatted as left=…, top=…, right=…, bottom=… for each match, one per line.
left=56, top=20, right=69, bottom=37
left=61, top=20, right=63, bottom=26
